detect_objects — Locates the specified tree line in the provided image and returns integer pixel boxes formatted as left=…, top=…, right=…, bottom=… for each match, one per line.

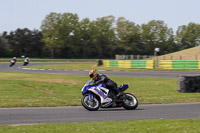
left=1, top=12, right=200, bottom=59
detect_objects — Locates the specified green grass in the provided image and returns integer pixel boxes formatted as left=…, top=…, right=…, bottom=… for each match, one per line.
left=23, top=64, right=97, bottom=70
left=23, top=64, right=144, bottom=71
left=0, top=72, right=85, bottom=107
left=0, top=71, right=200, bottom=107
left=0, top=119, right=200, bottom=133
left=0, top=71, right=199, bottom=133
left=23, top=63, right=200, bottom=72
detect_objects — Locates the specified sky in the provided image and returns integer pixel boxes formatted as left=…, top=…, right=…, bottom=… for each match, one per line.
left=1, top=0, right=200, bottom=33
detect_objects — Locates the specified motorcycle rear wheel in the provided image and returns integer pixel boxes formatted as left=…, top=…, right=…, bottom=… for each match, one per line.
left=122, top=93, right=138, bottom=110
left=81, top=94, right=100, bottom=111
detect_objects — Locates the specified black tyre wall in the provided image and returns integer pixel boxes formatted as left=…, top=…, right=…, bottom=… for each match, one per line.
left=178, top=75, right=200, bottom=93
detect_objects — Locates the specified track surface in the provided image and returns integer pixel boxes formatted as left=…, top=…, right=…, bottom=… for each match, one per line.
left=0, top=62, right=200, bottom=125
left=1, top=62, right=200, bottom=78
left=0, top=103, right=200, bottom=125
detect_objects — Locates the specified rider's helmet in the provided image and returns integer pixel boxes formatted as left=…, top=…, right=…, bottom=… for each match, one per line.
left=89, top=69, right=99, bottom=80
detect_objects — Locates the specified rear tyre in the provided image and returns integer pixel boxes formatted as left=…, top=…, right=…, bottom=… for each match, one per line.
left=123, top=93, right=138, bottom=110
left=81, top=94, right=100, bottom=111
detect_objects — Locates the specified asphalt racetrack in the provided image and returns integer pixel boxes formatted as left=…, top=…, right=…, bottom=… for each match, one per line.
left=0, top=62, right=200, bottom=125
left=1, top=103, right=200, bottom=125
left=1, top=62, right=200, bottom=78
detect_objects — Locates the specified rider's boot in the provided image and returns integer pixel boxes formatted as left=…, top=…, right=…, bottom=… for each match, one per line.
left=101, top=97, right=112, bottom=107
left=117, top=92, right=123, bottom=97
left=102, top=97, right=112, bottom=103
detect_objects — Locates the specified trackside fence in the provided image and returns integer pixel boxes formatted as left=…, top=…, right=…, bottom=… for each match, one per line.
left=102, top=60, right=200, bottom=69
left=102, top=60, right=154, bottom=69
left=159, top=60, right=200, bottom=69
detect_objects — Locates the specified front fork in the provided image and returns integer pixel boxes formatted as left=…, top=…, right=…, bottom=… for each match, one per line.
left=87, top=94, right=97, bottom=107
left=88, top=93, right=93, bottom=101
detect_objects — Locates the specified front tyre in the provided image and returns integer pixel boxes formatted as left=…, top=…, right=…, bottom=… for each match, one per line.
left=123, top=93, right=138, bottom=110
left=81, top=94, right=100, bottom=111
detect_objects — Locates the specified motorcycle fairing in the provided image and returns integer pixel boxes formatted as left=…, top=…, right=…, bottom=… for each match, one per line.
left=88, top=87, right=107, bottom=103
left=82, top=80, right=108, bottom=102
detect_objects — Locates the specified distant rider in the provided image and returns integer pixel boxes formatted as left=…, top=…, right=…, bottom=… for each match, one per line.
left=23, top=57, right=30, bottom=66
left=10, top=57, right=17, bottom=67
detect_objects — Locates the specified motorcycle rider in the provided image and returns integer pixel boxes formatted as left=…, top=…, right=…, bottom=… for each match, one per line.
left=89, top=69, right=118, bottom=104
left=23, top=57, right=30, bottom=66
left=10, top=57, right=17, bottom=67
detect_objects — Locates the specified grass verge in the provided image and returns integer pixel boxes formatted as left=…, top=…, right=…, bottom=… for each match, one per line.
left=0, top=119, right=200, bottom=133
left=23, top=63, right=200, bottom=72
left=0, top=71, right=199, bottom=107
left=23, top=64, right=97, bottom=70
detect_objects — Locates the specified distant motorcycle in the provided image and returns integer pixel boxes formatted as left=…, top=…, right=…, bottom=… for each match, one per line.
left=9, top=58, right=16, bottom=67
left=81, top=80, right=138, bottom=111
left=9, top=60, right=16, bottom=67
left=23, top=62, right=29, bottom=66
left=23, top=57, right=30, bottom=66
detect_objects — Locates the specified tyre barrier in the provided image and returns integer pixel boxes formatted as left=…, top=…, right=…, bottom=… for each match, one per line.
left=97, top=59, right=103, bottom=66
left=178, top=75, right=200, bottom=93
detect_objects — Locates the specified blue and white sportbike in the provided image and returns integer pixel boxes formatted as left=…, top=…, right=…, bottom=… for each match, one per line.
left=81, top=80, right=138, bottom=111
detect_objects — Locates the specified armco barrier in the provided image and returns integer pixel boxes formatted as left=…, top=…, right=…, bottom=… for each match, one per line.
left=131, top=60, right=146, bottom=68
left=118, top=60, right=131, bottom=68
left=145, top=60, right=154, bottom=69
left=103, top=60, right=110, bottom=67
left=172, top=60, right=198, bottom=69
left=104, top=60, right=200, bottom=69
left=109, top=60, right=118, bottom=67
left=103, top=60, right=154, bottom=69
left=160, top=60, right=200, bottom=69
left=159, top=60, right=172, bottom=69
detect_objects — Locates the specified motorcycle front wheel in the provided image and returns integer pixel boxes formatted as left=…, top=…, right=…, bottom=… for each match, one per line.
left=81, top=94, right=100, bottom=111
left=122, top=93, right=138, bottom=110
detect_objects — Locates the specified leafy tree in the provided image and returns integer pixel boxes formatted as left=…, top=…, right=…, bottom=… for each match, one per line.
left=6, top=28, right=32, bottom=57
left=41, top=12, right=62, bottom=58
left=41, top=12, right=79, bottom=58
left=116, top=17, right=142, bottom=55
left=4, top=12, right=200, bottom=59
left=141, top=20, right=174, bottom=55
left=0, top=32, right=12, bottom=57
left=26, top=30, right=45, bottom=57
left=176, top=22, right=200, bottom=50
left=2, top=29, right=44, bottom=58
left=89, top=15, right=116, bottom=58
left=73, top=18, right=92, bottom=58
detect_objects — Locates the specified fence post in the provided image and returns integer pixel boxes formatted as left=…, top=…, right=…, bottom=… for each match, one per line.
left=126, top=55, right=129, bottom=60
left=180, top=55, right=182, bottom=60
left=115, top=55, right=119, bottom=60
left=154, top=52, right=159, bottom=69
left=131, top=55, right=133, bottom=60
left=144, top=55, right=147, bottom=60
left=137, top=55, right=140, bottom=60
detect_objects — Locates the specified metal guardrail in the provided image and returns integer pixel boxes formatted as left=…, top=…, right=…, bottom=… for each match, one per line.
left=116, top=55, right=200, bottom=60
left=115, top=55, right=154, bottom=60
left=102, top=60, right=154, bottom=69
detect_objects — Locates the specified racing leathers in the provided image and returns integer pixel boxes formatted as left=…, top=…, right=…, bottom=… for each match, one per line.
left=93, top=74, right=118, bottom=94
